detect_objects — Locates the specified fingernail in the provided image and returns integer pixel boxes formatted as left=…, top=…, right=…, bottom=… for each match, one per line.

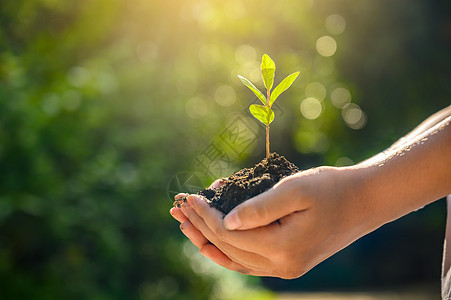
left=187, top=194, right=201, bottom=207
left=180, top=221, right=188, bottom=231
left=180, top=205, right=188, bottom=217
left=180, top=222, right=193, bottom=239
left=223, top=209, right=241, bottom=230
left=186, top=195, right=195, bottom=206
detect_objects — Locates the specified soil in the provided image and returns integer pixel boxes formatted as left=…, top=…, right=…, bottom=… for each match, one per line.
left=173, top=152, right=299, bottom=214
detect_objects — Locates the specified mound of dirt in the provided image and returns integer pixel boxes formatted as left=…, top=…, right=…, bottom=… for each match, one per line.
left=173, top=152, right=299, bottom=214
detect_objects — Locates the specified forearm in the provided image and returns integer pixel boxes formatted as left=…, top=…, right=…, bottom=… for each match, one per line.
left=363, top=105, right=451, bottom=164
left=344, top=114, right=451, bottom=235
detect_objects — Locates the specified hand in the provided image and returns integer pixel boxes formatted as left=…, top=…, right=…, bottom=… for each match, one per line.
left=171, top=167, right=370, bottom=278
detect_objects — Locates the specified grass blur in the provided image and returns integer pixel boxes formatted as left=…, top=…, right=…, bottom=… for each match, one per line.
left=0, top=0, right=450, bottom=299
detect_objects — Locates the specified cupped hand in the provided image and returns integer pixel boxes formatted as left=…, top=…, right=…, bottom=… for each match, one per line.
left=170, top=179, right=272, bottom=276
left=171, top=166, right=370, bottom=279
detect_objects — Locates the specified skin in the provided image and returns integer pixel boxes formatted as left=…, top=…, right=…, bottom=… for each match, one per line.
left=170, top=105, right=451, bottom=279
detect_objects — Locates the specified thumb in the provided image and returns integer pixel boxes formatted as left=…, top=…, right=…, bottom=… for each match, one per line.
left=223, top=180, right=303, bottom=230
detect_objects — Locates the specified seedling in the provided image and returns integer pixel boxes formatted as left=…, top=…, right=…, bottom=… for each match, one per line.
left=238, top=54, right=300, bottom=159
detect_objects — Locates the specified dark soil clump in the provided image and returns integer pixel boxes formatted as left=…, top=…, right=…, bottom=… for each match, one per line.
left=174, top=152, right=299, bottom=214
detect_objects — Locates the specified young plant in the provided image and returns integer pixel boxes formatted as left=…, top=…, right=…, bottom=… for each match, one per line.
left=238, top=54, right=300, bottom=159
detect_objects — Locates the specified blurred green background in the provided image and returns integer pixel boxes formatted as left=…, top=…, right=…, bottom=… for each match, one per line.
left=1, top=0, right=450, bottom=299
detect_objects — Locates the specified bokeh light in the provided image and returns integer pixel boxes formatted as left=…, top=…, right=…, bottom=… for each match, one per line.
left=325, top=14, right=346, bottom=35
left=305, top=82, right=327, bottom=101
left=300, top=97, right=323, bottom=120
left=235, top=44, right=258, bottom=65
left=215, top=85, right=237, bottom=107
left=316, top=36, right=337, bottom=57
left=330, top=86, right=352, bottom=108
left=335, top=156, right=355, bottom=167
left=342, top=103, right=367, bottom=129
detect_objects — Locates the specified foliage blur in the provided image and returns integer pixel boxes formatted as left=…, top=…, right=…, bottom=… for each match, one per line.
left=0, top=0, right=450, bottom=298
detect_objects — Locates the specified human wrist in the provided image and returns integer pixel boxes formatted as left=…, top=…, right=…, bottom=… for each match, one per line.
left=341, top=157, right=432, bottom=237
left=334, top=165, right=389, bottom=238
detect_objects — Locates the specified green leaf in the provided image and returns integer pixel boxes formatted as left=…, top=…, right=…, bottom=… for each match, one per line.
left=269, top=71, right=300, bottom=107
left=249, top=104, right=274, bottom=125
left=261, top=54, right=275, bottom=91
left=237, top=75, right=267, bottom=105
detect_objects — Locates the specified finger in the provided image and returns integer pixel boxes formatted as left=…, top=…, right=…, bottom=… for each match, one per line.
left=187, top=194, right=280, bottom=254
left=223, top=176, right=307, bottom=230
left=181, top=203, right=268, bottom=268
left=200, top=244, right=268, bottom=276
left=183, top=197, right=275, bottom=265
left=170, top=207, right=188, bottom=223
left=173, top=193, right=188, bottom=208
left=175, top=193, right=188, bottom=200
left=179, top=220, right=209, bottom=249
left=208, top=178, right=227, bottom=189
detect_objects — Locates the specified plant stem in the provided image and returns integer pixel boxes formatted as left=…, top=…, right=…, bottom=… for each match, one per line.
left=266, top=89, right=271, bottom=159
left=266, top=124, right=269, bottom=159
